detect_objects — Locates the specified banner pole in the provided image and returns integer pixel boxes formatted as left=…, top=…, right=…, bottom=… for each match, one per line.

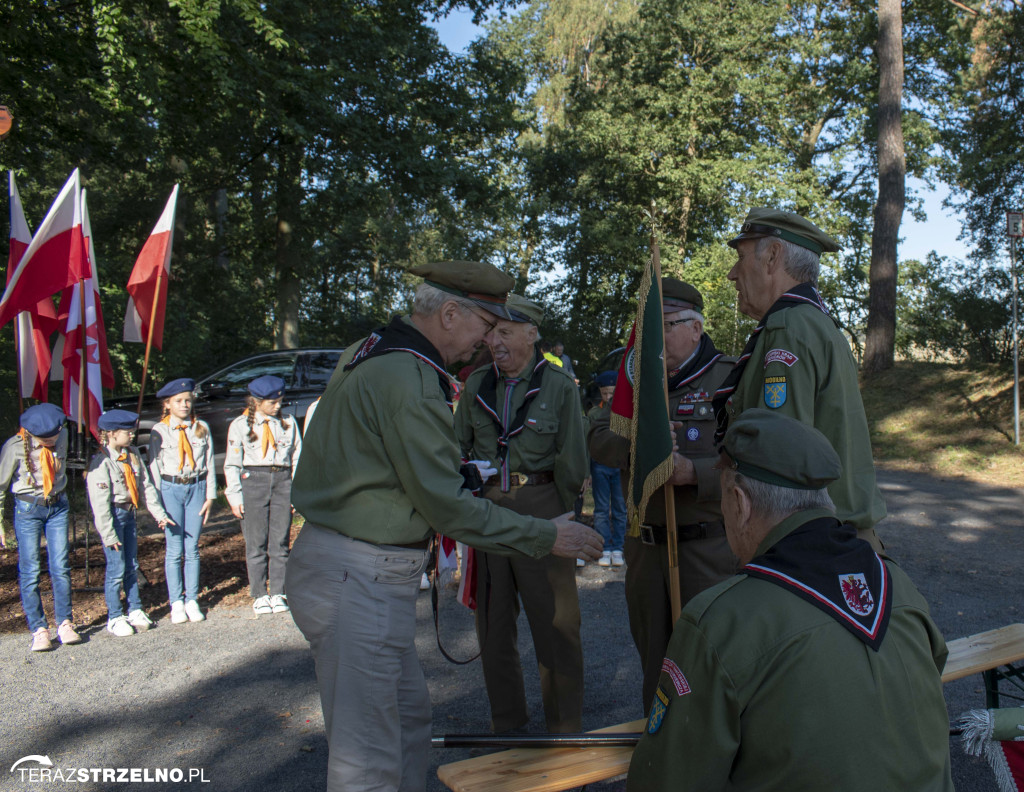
left=13, top=318, right=24, bottom=414
left=136, top=265, right=164, bottom=416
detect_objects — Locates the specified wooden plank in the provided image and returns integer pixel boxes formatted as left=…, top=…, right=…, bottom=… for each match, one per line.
left=437, top=719, right=644, bottom=792
left=942, top=623, right=1024, bottom=683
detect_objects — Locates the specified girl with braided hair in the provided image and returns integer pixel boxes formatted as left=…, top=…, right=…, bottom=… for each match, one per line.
left=0, top=404, right=79, bottom=651
left=223, top=375, right=301, bottom=616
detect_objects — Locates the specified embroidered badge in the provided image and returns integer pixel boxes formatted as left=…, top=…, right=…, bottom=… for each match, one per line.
left=660, top=659, right=691, bottom=696
left=647, top=686, right=670, bottom=733
left=765, top=349, right=799, bottom=367
left=686, top=427, right=699, bottom=442
left=526, top=418, right=537, bottom=426
left=764, top=376, right=787, bottom=409
left=839, top=573, right=876, bottom=616
left=676, top=403, right=695, bottom=416
left=695, top=403, right=712, bottom=418
left=625, top=347, right=638, bottom=387
left=96, top=482, right=109, bottom=490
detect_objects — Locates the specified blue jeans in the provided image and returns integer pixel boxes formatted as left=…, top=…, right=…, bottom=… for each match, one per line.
left=14, top=493, right=72, bottom=632
left=591, top=462, right=626, bottom=553
left=103, top=506, right=142, bottom=618
left=160, top=480, right=204, bottom=603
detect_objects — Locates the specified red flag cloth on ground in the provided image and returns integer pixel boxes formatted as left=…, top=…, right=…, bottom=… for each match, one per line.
left=124, top=184, right=178, bottom=349
left=60, top=190, right=108, bottom=441
left=7, top=172, right=59, bottom=400
left=0, top=168, right=86, bottom=328
left=608, top=254, right=674, bottom=533
left=457, top=546, right=477, bottom=610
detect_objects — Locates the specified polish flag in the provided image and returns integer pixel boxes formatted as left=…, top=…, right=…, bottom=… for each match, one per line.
left=7, top=173, right=59, bottom=400
left=0, top=169, right=86, bottom=328
left=61, top=189, right=108, bottom=440
left=124, top=184, right=178, bottom=349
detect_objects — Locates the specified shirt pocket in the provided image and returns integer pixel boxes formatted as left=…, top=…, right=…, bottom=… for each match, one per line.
left=675, top=401, right=716, bottom=452
left=519, top=415, right=560, bottom=457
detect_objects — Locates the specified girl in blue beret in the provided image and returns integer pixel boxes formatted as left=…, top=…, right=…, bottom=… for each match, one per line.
left=223, top=375, right=301, bottom=616
left=149, top=378, right=216, bottom=624
left=0, top=404, right=80, bottom=651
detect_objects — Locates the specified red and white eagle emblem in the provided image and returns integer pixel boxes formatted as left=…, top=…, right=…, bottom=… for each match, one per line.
left=839, top=573, right=875, bottom=616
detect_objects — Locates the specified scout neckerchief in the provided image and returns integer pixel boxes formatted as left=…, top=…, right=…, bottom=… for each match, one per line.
left=472, top=348, right=548, bottom=492
left=21, top=429, right=57, bottom=497
left=162, top=416, right=197, bottom=472
left=241, top=409, right=281, bottom=460
left=116, top=449, right=140, bottom=507
left=344, top=316, right=454, bottom=407
left=712, top=282, right=834, bottom=443
left=667, top=334, right=724, bottom=392
left=743, top=515, right=892, bottom=650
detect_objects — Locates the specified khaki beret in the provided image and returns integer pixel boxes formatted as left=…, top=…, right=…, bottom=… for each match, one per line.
left=409, top=260, right=513, bottom=319
left=721, top=408, right=841, bottom=490
left=727, top=208, right=840, bottom=255
left=662, top=278, right=703, bottom=313
left=506, top=293, right=545, bottom=325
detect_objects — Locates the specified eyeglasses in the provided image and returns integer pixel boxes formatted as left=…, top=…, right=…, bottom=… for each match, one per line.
left=664, top=317, right=696, bottom=331
left=466, top=306, right=497, bottom=333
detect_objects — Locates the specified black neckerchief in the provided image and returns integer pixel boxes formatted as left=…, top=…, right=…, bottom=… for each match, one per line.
left=668, top=333, right=724, bottom=391
left=743, top=516, right=892, bottom=651
left=344, top=316, right=453, bottom=406
left=712, top=282, right=834, bottom=442
left=473, top=346, right=548, bottom=464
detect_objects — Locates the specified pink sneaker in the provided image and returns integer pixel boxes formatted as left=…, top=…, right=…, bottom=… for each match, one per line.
left=57, top=620, right=83, bottom=645
left=31, top=627, right=53, bottom=652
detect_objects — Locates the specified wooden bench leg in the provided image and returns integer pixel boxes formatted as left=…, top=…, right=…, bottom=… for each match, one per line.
left=985, top=663, right=1024, bottom=709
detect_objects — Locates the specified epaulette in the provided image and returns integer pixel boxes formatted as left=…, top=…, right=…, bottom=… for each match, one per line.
left=684, top=574, right=747, bottom=623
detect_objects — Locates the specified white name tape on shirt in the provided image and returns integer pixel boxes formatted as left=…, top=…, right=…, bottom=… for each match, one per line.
left=764, top=348, right=798, bottom=367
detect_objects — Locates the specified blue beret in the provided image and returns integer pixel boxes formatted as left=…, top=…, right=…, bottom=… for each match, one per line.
left=20, top=404, right=66, bottom=438
left=98, top=409, right=139, bottom=432
left=594, top=370, right=618, bottom=387
left=157, top=378, right=196, bottom=399
left=248, top=375, right=286, bottom=400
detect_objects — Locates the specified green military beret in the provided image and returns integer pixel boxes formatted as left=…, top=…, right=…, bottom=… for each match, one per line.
left=506, top=293, right=545, bottom=325
left=662, top=278, right=704, bottom=313
left=727, top=208, right=840, bottom=256
left=721, top=408, right=841, bottom=490
left=409, top=260, right=514, bottom=319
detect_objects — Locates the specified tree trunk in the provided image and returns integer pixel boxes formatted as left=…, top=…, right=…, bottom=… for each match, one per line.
left=863, top=0, right=905, bottom=374
left=274, top=140, right=304, bottom=350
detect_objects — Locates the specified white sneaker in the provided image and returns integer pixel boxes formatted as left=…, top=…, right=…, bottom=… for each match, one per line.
left=253, top=595, right=273, bottom=616
left=184, top=600, right=205, bottom=622
left=420, top=573, right=430, bottom=591
left=576, top=558, right=586, bottom=567
left=127, top=609, right=153, bottom=630
left=270, top=594, right=290, bottom=614
left=170, top=600, right=188, bottom=624
left=598, top=551, right=612, bottom=567
left=107, top=616, right=135, bottom=637
left=611, top=550, right=625, bottom=567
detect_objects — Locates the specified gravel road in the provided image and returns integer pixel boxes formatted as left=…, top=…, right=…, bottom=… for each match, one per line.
left=1, top=467, right=1019, bottom=791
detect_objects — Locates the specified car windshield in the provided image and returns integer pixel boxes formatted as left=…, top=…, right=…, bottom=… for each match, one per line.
left=297, top=351, right=342, bottom=389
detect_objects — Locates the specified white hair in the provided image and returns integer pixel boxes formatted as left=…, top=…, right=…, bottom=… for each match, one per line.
left=413, top=282, right=477, bottom=317
left=731, top=469, right=834, bottom=524
left=667, top=308, right=704, bottom=324
left=755, top=237, right=820, bottom=284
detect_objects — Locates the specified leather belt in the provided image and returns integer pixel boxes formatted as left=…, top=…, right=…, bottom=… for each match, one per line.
left=485, top=471, right=555, bottom=488
left=244, top=465, right=291, bottom=473
left=639, top=521, right=726, bottom=545
left=386, top=537, right=431, bottom=550
left=162, top=473, right=200, bottom=484
left=113, top=501, right=136, bottom=511
left=16, top=492, right=63, bottom=507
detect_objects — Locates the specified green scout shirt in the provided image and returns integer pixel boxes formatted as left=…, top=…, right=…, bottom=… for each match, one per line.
left=455, top=352, right=587, bottom=512
left=723, top=304, right=886, bottom=540
left=290, top=319, right=556, bottom=557
left=627, top=508, right=952, bottom=792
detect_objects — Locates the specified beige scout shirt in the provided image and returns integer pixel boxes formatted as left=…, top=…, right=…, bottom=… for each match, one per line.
left=223, top=412, right=301, bottom=508
left=86, top=445, right=171, bottom=547
left=148, top=418, right=217, bottom=501
left=0, top=428, right=69, bottom=515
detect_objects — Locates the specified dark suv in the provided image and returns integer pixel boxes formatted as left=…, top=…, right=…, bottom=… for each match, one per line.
left=110, top=348, right=345, bottom=472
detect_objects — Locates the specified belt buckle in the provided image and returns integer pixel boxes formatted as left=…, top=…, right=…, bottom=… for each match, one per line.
left=639, top=525, right=656, bottom=546
left=511, top=472, right=527, bottom=487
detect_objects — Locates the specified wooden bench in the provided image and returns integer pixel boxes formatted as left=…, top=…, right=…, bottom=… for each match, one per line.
left=437, top=623, right=1024, bottom=792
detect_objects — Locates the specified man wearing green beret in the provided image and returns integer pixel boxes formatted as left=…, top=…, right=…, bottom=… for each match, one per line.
left=713, top=208, right=886, bottom=552
left=627, top=409, right=952, bottom=791
left=286, top=264, right=603, bottom=792
left=589, top=278, right=738, bottom=713
left=455, top=293, right=589, bottom=734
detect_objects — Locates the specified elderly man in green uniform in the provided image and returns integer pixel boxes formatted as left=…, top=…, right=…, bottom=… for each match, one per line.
left=589, top=279, right=738, bottom=713
left=713, top=208, right=886, bottom=551
left=627, top=409, right=952, bottom=791
left=286, top=263, right=602, bottom=792
left=454, top=294, right=588, bottom=734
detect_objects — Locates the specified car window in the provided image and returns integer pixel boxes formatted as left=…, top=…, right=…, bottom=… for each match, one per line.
left=296, top=351, right=343, bottom=389
left=202, top=355, right=298, bottom=396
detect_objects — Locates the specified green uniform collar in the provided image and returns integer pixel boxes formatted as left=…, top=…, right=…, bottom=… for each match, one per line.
left=752, top=507, right=835, bottom=559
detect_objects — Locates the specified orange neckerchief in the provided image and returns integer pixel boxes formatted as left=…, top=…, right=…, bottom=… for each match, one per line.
left=21, top=428, right=56, bottom=497
left=243, top=409, right=276, bottom=459
left=162, top=416, right=196, bottom=472
left=116, top=450, right=139, bottom=507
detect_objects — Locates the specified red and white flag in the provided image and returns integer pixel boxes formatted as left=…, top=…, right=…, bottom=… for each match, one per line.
left=0, top=168, right=87, bottom=328
left=7, top=172, right=59, bottom=400
left=60, top=189, right=109, bottom=440
left=124, top=184, right=178, bottom=349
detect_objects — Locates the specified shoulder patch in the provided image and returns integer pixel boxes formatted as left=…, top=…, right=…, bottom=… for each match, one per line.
left=646, top=686, right=670, bottom=734
left=764, top=376, right=787, bottom=408
left=660, top=658, right=691, bottom=697
left=764, top=348, right=798, bottom=367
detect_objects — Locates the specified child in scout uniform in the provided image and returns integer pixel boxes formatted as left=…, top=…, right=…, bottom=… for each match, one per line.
left=86, top=410, right=173, bottom=637
left=587, top=371, right=626, bottom=567
left=149, top=378, right=216, bottom=624
left=224, top=375, right=301, bottom=616
left=0, top=404, right=82, bottom=651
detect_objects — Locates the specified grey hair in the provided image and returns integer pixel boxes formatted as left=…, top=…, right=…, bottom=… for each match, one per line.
left=667, top=307, right=704, bottom=325
left=413, top=282, right=477, bottom=317
left=755, top=237, right=820, bottom=284
left=731, top=469, right=834, bottom=524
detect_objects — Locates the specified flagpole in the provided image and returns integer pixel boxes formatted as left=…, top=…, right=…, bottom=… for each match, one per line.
left=650, top=220, right=682, bottom=624
left=13, top=319, right=24, bottom=413
left=136, top=265, right=164, bottom=415
left=77, top=280, right=87, bottom=436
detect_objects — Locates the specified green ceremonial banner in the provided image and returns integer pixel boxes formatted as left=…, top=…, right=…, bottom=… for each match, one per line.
left=611, top=249, right=675, bottom=536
